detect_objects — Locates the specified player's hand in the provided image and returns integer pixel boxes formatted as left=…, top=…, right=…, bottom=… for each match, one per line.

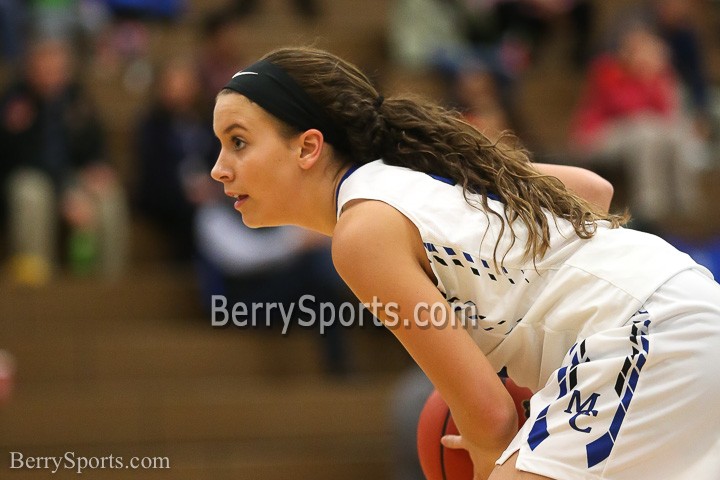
left=441, top=434, right=500, bottom=480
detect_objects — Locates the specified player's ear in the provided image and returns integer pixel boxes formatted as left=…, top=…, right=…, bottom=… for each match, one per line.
left=296, top=128, right=324, bottom=170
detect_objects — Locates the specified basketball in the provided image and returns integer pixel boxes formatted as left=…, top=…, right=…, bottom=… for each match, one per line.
left=417, top=377, right=533, bottom=480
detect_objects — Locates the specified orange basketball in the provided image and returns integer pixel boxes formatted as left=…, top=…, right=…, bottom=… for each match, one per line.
left=417, top=378, right=533, bottom=480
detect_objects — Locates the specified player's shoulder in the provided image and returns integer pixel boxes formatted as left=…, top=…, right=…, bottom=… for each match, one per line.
left=333, top=199, right=413, bottom=250
left=332, top=199, right=422, bottom=272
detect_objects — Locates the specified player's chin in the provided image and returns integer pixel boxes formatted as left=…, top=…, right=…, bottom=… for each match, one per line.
left=238, top=210, right=271, bottom=229
left=237, top=201, right=288, bottom=229
left=239, top=213, right=263, bottom=229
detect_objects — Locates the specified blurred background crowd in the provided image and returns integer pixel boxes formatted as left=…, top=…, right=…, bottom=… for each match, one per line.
left=0, top=1, right=719, bottom=478
left=1, top=0, right=719, bottom=290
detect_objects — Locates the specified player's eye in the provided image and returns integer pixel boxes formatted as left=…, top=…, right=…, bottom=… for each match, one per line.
left=231, top=137, right=246, bottom=151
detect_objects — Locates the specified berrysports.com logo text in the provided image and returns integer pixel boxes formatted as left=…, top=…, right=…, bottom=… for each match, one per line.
left=210, top=294, right=481, bottom=334
left=9, top=451, right=170, bottom=474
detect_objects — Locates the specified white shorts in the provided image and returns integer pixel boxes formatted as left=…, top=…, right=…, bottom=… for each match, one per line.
left=497, top=268, right=720, bottom=479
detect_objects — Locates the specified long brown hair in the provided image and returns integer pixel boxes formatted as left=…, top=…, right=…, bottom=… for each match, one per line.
left=257, top=47, right=628, bottom=263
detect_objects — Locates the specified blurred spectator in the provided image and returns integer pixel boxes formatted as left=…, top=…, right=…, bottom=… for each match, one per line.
left=388, top=0, right=525, bottom=139
left=390, top=0, right=594, bottom=72
left=90, top=0, right=186, bottom=93
left=651, top=0, right=715, bottom=139
left=0, top=0, right=27, bottom=63
left=485, top=0, right=595, bottom=68
left=388, top=0, right=467, bottom=72
left=599, top=0, right=716, bottom=140
left=0, top=37, right=128, bottom=284
left=567, top=22, right=711, bottom=232
left=31, top=0, right=79, bottom=41
left=451, top=63, right=511, bottom=141
left=197, top=10, right=249, bottom=109
left=133, top=57, right=218, bottom=262
left=195, top=200, right=354, bottom=376
left=389, top=0, right=594, bottom=144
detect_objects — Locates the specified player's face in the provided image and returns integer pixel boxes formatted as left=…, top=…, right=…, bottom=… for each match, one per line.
left=211, top=93, right=301, bottom=227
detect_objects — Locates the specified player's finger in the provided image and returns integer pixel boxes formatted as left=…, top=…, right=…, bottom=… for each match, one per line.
left=440, top=434, right=465, bottom=450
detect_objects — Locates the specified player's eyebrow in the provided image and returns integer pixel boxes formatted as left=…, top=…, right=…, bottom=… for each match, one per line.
left=223, top=123, right=248, bottom=135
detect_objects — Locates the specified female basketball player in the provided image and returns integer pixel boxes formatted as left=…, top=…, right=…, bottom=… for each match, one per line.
left=210, top=47, right=720, bottom=479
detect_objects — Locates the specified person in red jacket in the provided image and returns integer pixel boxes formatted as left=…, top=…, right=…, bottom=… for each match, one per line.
left=568, top=22, right=710, bottom=231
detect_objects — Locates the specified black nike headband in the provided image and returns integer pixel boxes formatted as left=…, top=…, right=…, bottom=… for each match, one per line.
left=223, top=59, right=349, bottom=152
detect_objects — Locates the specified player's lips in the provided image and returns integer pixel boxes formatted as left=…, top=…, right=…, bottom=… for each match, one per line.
left=234, top=195, right=249, bottom=209
left=226, top=192, right=249, bottom=209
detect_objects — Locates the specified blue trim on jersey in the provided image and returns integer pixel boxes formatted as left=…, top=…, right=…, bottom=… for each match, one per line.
left=528, top=405, right=551, bottom=449
left=424, top=173, right=502, bottom=202
left=335, top=164, right=360, bottom=213
left=428, top=173, right=455, bottom=185
left=487, top=192, right=502, bottom=201
left=585, top=318, right=651, bottom=468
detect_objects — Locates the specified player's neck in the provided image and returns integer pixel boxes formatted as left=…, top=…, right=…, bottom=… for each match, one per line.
left=289, top=163, right=346, bottom=237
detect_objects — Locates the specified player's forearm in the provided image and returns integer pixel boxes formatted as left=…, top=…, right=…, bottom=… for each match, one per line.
left=392, top=313, right=518, bottom=449
left=534, top=163, right=614, bottom=213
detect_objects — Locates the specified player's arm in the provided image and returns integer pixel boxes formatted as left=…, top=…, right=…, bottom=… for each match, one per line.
left=333, top=200, right=518, bottom=478
left=533, top=163, right=614, bottom=212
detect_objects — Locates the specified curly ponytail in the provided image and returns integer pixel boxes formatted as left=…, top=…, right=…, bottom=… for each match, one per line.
left=260, top=47, right=628, bottom=263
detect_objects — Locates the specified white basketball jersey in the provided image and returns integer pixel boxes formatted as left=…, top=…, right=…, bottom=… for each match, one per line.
left=336, top=160, right=711, bottom=391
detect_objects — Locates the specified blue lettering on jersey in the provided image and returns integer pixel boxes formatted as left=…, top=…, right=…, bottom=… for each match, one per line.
left=565, top=391, right=601, bottom=433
